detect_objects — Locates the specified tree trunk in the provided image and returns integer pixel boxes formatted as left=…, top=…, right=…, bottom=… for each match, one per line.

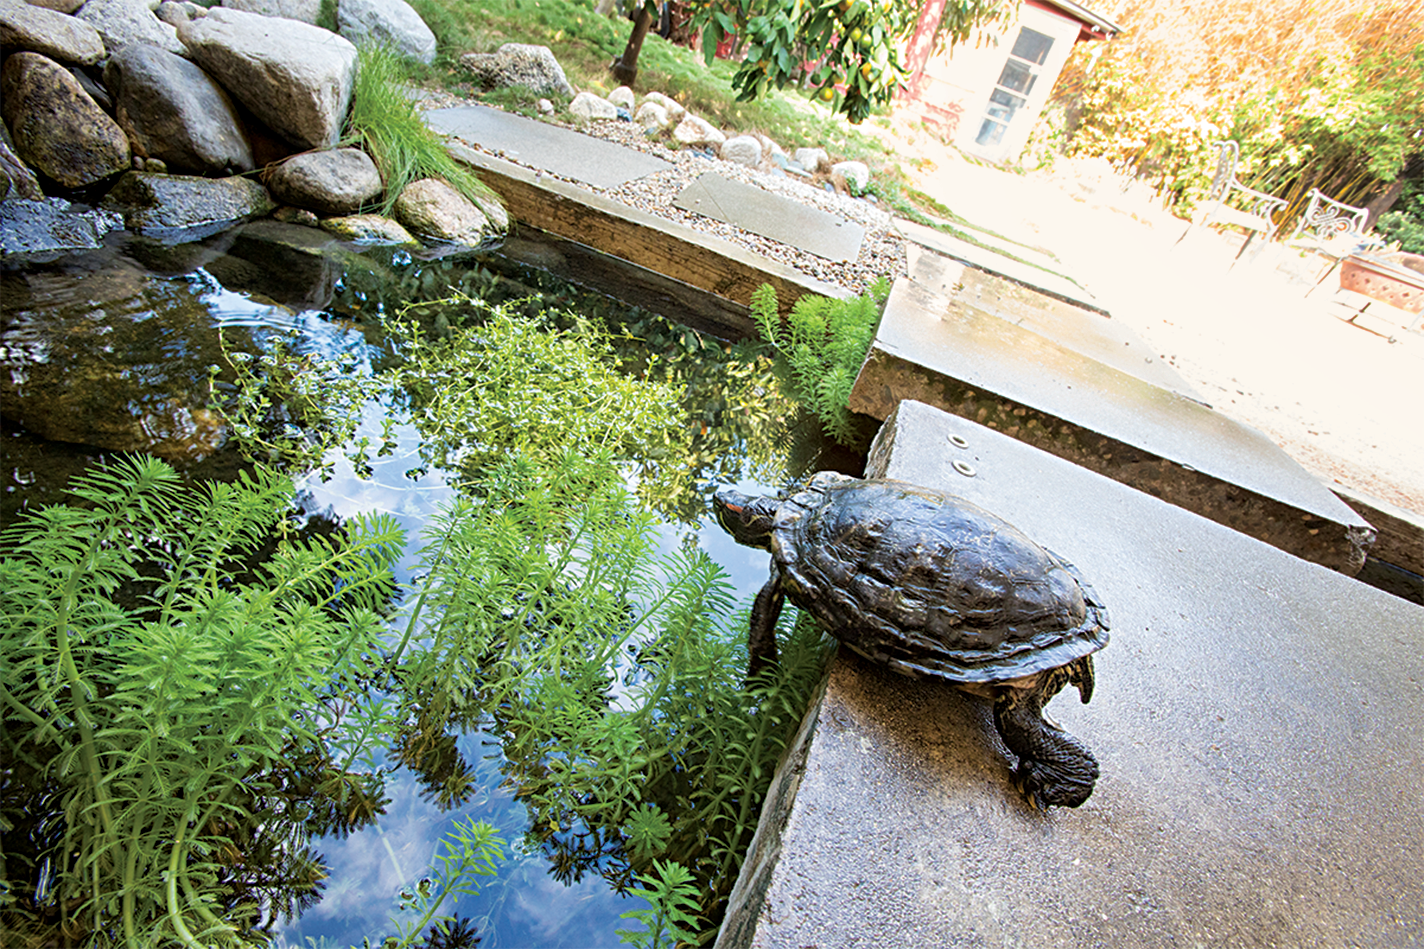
left=1365, top=178, right=1406, bottom=229
left=611, top=4, right=655, bottom=87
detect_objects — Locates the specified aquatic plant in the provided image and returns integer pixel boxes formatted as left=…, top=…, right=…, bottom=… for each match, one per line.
left=384, top=448, right=835, bottom=934
left=0, top=456, right=403, bottom=947
left=616, top=860, right=702, bottom=949
left=386, top=297, right=685, bottom=485
left=749, top=279, right=890, bottom=447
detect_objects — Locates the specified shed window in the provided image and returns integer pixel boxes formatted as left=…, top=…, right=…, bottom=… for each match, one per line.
left=976, top=26, right=1055, bottom=147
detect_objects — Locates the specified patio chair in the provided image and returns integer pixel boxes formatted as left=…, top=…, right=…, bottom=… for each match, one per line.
left=1285, top=187, right=1385, bottom=295
left=1177, top=140, right=1288, bottom=260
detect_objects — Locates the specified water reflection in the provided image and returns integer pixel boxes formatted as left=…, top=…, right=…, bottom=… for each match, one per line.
left=1, top=224, right=858, bottom=948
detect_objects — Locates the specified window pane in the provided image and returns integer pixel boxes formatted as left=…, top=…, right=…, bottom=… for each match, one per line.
left=996, top=59, right=1037, bottom=95
left=1011, top=27, right=1053, bottom=65
left=976, top=119, right=1007, bottom=146
left=986, top=87, right=1026, bottom=122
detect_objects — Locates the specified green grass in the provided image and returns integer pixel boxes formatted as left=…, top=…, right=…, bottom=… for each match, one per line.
left=408, top=0, right=897, bottom=166
left=344, top=43, right=502, bottom=216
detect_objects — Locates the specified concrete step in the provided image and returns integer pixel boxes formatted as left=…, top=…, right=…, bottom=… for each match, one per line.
left=849, top=275, right=1375, bottom=573
left=717, top=399, right=1424, bottom=948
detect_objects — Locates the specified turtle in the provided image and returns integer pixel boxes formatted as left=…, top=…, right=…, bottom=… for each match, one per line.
left=713, top=471, right=1110, bottom=809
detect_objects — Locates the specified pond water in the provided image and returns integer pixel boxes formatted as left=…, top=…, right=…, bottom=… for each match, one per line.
left=1, top=222, right=864, bottom=947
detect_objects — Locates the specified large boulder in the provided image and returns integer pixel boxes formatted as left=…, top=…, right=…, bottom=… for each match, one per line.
left=393, top=177, right=489, bottom=246
left=0, top=0, right=106, bottom=65
left=337, top=0, right=436, bottom=65
left=76, top=0, right=185, bottom=55
left=222, top=0, right=321, bottom=23
left=1, top=53, right=131, bottom=189
left=265, top=147, right=382, bottom=216
left=104, top=44, right=254, bottom=176
left=101, top=169, right=275, bottom=234
left=177, top=6, right=358, bottom=150
left=459, top=43, right=574, bottom=99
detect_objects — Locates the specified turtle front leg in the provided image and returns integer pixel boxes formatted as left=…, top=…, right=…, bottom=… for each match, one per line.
left=993, top=672, right=1099, bottom=809
left=746, top=569, right=784, bottom=680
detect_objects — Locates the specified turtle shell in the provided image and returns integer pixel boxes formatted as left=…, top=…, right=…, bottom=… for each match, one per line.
left=771, top=473, right=1109, bottom=684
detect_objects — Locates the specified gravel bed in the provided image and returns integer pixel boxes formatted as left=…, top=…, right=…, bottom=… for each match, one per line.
left=419, top=95, right=907, bottom=297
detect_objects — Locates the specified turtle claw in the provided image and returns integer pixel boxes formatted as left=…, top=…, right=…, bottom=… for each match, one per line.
left=1013, top=754, right=1097, bottom=810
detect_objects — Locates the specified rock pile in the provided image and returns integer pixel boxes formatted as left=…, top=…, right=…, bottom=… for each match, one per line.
left=0, top=0, right=502, bottom=255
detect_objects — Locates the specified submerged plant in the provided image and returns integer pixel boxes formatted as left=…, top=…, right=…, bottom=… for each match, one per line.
left=386, top=448, right=835, bottom=934
left=750, top=280, right=890, bottom=447
left=0, top=456, right=403, bottom=947
left=385, top=295, right=686, bottom=493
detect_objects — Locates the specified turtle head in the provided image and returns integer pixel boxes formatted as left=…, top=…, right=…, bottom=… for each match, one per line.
left=713, top=486, right=781, bottom=549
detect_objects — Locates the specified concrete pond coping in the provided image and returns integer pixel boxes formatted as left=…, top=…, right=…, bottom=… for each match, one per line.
left=716, top=399, right=1424, bottom=948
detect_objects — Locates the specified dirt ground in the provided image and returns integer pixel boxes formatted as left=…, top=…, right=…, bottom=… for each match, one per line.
left=890, top=129, right=1424, bottom=518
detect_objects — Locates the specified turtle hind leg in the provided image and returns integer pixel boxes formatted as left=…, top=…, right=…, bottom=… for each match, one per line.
left=993, top=680, right=1099, bottom=809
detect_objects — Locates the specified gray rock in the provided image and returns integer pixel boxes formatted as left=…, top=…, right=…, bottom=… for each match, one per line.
left=67, top=64, right=112, bottom=110
left=319, top=212, right=416, bottom=244
left=719, top=134, right=762, bottom=168
left=537, top=97, right=554, bottom=114
left=1, top=53, right=131, bottom=189
left=672, top=114, right=724, bottom=148
left=75, top=0, right=185, bottom=55
left=104, top=44, right=254, bottom=175
left=794, top=146, right=828, bottom=174
left=569, top=91, right=618, bottom=121
left=27, top=0, right=85, bottom=12
left=0, top=137, right=45, bottom=201
left=178, top=6, right=358, bottom=150
left=831, top=159, right=869, bottom=194
left=641, top=91, right=684, bottom=122
left=393, top=177, right=489, bottom=245
left=265, top=147, right=381, bottom=216
left=337, top=0, right=436, bottom=65
left=155, top=1, right=203, bottom=26
left=442, top=141, right=509, bottom=232
left=0, top=197, right=123, bottom=253
left=272, top=204, right=320, bottom=225
left=634, top=100, right=669, bottom=131
left=101, top=169, right=274, bottom=233
left=0, top=0, right=106, bottom=65
left=222, top=0, right=321, bottom=23
left=459, top=42, right=574, bottom=99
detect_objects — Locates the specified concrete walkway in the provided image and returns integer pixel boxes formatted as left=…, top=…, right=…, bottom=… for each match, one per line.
left=718, top=400, right=1424, bottom=949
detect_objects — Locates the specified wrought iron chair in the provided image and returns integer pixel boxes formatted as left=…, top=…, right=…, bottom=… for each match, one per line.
left=1178, top=140, right=1288, bottom=260
left=1285, top=188, right=1385, bottom=295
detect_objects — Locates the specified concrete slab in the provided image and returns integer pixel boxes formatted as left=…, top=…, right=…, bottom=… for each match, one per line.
left=906, top=244, right=1198, bottom=396
left=673, top=173, right=865, bottom=262
left=849, top=277, right=1375, bottom=573
left=423, top=105, right=672, bottom=189
left=895, top=216, right=1100, bottom=313
left=717, top=399, right=1424, bottom=949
